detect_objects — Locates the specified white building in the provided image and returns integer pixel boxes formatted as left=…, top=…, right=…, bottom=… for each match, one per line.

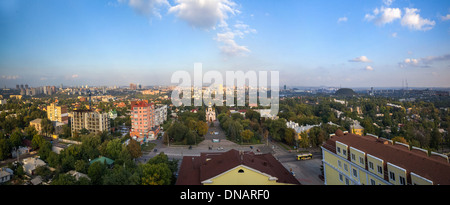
left=22, top=157, right=46, bottom=176
left=206, top=103, right=216, bottom=122
left=0, top=168, right=13, bottom=184
left=154, top=105, right=167, bottom=126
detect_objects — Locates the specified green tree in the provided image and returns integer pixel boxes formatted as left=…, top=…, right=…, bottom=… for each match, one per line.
left=41, top=118, right=54, bottom=137
left=74, top=160, right=87, bottom=173
left=140, top=163, right=172, bottom=185
left=9, top=128, right=23, bottom=148
left=284, top=128, right=296, bottom=146
left=31, top=134, right=45, bottom=150
left=430, top=128, right=442, bottom=150
left=105, top=138, right=123, bottom=159
left=227, top=120, right=243, bottom=142
left=103, top=166, right=140, bottom=185
left=195, top=121, right=208, bottom=137
left=88, top=161, right=106, bottom=185
left=241, top=129, right=254, bottom=143
left=24, top=126, right=38, bottom=140
left=38, top=140, right=52, bottom=161
left=127, top=139, right=142, bottom=159
left=51, top=174, right=77, bottom=185
left=0, top=138, right=10, bottom=160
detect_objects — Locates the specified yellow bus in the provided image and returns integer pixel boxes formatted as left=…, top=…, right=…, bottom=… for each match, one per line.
left=297, top=153, right=313, bottom=160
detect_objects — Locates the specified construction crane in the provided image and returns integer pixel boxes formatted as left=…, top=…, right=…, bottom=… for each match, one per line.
left=87, top=89, right=92, bottom=111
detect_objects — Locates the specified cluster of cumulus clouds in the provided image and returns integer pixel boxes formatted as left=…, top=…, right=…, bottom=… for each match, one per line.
left=116, top=0, right=255, bottom=57
left=341, top=0, right=450, bottom=71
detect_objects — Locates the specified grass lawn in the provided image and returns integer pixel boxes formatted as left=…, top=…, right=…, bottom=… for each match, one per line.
left=141, top=143, right=157, bottom=152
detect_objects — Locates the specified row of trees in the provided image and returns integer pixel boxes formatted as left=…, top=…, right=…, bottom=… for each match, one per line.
left=163, top=109, right=208, bottom=145
left=5, top=130, right=178, bottom=185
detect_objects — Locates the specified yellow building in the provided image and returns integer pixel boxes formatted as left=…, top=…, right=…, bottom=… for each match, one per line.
left=47, top=103, right=68, bottom=123
left=9, top=95, right=22, bottom=100
left=321, top=130, right=450, bottom=185
left=29, top=118, right=43, bottom=134
left=350, top=121, right=364, bottom=136
left=176, top=149, right=300, bottom=185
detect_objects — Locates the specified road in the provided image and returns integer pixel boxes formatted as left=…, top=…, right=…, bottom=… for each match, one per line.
left=137, top=121, right=325, bottom=185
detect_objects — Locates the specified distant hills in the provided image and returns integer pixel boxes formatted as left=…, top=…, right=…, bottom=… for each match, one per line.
left=335, top=88, right=357, bottom=96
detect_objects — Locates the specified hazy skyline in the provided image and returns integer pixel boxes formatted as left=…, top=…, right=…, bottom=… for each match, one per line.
left=1, top=0, right=450, bottom=88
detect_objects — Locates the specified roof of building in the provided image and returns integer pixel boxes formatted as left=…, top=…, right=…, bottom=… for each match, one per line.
left=89, top=156, right=114, bottom=165
left=131, top=100, right=153, bottom=108
left=29, top=118, right=42, bottom=124
left=176, top=149, right=300, bottom=185
left=322, top=130, right=450, bottom=185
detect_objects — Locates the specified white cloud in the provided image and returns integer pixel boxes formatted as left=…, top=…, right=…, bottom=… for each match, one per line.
left=391, top=32, right=397, bottom=37
left=72, top=74, right=79, bottom=78
left=215, top=31, right=250, bottom=56
left=337, top=17, right=347, bottom=23
left=168, top=0, right=239, bottom=29
left=441, top=14, right=450, bottom=21
left=1, top=75, right=19, bottom=80
left=399, top=54, right=450, bottom=68
left=365, top=66, right=374, bottom=71
left=404, top=58, right=419, bottom=65
left=365, top=7, right=401, bottom=25
left=383, top=0, right=394, bottom=6
left=119, top=0, right=253, bottom=57
left=349, top=56, right=372, bottom=63
left=121, top=0, right=170, bottom=19
left=401, top=8, right=435, bottom=31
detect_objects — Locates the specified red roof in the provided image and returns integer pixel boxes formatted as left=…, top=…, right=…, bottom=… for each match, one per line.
left=323, top=130, right=450, bottom=185
left=176, top=149, right=300, bottom=185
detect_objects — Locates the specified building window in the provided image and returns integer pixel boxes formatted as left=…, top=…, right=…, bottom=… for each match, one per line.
left=399, top=176, right=406, bottom=185
left=351, top=153, right=356, bottom=161
left=337, top=147, right=341, bottom=154
left=370, top=179, right=376, bottom=185
left=359, top=157, right=364, bottom=165
left=342, top=150, right=347, bottom=156
left=389, top=172, right=396, bottom=182
left=377, top=165, right=383, bottom=175
left=352, top=168, right=358, bottom=178
left=238, top=169, right=244, bottom=173
left=339, top=174, right=343, bottom=182
left=345, top=178, right=350, bottom=185
left=369, top=162, right=374, bottom=170
left=344, top=164, right=348, bottom=172
left=338, top=160, right=342, bottom=168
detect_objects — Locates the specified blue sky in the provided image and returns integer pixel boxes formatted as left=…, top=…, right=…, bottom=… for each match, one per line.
left=1, top=0, right=449, bottom=88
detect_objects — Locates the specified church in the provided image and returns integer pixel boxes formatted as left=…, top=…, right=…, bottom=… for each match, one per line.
left=206, top=102, right=216, bottom=123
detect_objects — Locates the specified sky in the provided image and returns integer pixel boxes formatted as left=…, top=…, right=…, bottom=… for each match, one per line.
left=1, top=0, right=450, bottom=88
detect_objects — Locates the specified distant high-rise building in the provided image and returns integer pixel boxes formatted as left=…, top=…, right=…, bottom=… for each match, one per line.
left=16, top=85, right=19, bottom=90
left=130, top=83, right=137, bottom=90
left=25, top=84, right=28, bottom=89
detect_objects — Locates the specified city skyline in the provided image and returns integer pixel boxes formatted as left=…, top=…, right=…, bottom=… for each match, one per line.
left=1, top=0, right=450, bottom=88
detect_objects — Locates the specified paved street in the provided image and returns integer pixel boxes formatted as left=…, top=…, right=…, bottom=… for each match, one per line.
left=137, top=121, right=325, bottom=185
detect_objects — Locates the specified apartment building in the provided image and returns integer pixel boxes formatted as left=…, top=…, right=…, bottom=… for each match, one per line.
left=130, top=100, right=155, bottom=140
left=47, top=102, right=68, bottom=124
left=154, top=105, right=167, bottom=126
left=321, top=129, right=450, bottom=185
left=71, top=110, right=110, bottom=136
